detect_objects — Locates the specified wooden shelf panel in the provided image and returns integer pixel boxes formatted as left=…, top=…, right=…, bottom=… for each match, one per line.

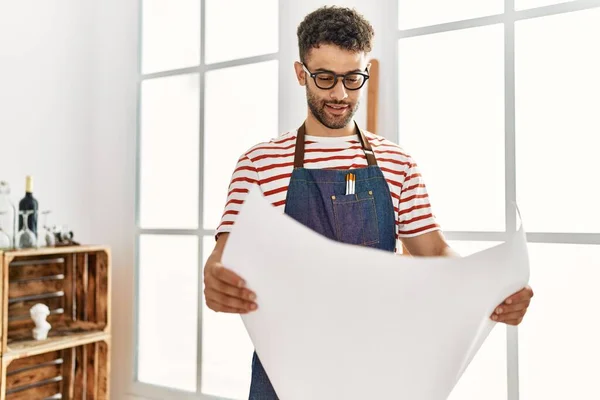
left=0, top=245, right=109, bottom=259
left=4, top=331, right=110, bottom=362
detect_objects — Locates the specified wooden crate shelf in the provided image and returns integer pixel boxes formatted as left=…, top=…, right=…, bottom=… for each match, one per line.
left=0, top=246, right=111, bottom=399
left=0, top=246, right=111, bottom=353
left=0, top=335, right=110, bottom=400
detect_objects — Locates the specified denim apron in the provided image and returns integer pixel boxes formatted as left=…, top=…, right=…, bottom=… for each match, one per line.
left=248, top=122, right=396, bottom=399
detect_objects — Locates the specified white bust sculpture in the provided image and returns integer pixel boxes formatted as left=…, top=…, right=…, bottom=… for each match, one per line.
left=30, top=303, right=52, bottom=340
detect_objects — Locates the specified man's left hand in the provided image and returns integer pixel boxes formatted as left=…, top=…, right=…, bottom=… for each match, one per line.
left=491, top=286, right=534, bottom=325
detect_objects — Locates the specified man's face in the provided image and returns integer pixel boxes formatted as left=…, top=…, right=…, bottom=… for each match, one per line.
left=298, top=44, right=369, bottom=129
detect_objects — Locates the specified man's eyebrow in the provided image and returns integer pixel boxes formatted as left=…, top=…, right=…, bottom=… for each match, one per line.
left=313, top=67, right=364, bottom=74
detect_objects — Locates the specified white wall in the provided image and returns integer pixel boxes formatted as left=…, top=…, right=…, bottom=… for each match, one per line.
left=0, top=1, right=139, bottom=398
left=0, top=0, right=95, bottom=242
left=90, top=0, right=139, bottom=398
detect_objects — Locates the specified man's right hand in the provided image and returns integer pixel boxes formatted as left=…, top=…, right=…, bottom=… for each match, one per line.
left=203, top=233, right=258, bottom=314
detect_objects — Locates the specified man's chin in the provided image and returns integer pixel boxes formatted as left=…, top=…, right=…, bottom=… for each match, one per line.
left=323, top=116, right=354, bottom=130
left=324, top=122, right=350, bottom=129
left=319, top=111, right=351, bottom=128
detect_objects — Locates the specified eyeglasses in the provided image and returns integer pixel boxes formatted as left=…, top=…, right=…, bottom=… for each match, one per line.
left=301, top=63, right=370, bottom=91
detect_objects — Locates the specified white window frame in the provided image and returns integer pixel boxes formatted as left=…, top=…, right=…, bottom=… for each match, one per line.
left=131, top=0, right=280, bottom=398
left=395, top=0, right=600, bottom=399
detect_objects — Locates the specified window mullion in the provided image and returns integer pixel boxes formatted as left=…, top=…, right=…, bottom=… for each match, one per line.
left=504, top=2, right=520, bottom=400
left=197, top=0, right=207, bottom=394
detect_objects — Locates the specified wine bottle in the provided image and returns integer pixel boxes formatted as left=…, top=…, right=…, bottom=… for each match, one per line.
left=18, top=176, right=39, bottom=235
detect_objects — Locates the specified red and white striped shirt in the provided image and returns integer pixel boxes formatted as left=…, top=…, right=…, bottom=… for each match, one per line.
left=217, top=130, right=441, bottom=247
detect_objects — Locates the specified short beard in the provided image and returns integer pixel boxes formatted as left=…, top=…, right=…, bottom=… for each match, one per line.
left=306, top=87, right=359, bottom=129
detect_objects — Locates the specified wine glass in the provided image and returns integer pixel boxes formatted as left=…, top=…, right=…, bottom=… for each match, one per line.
left=17, top=210, right=37, bottom=249
left=0, top=211, right=11, bottom=249
left=40, top=210, right=55, bottom=247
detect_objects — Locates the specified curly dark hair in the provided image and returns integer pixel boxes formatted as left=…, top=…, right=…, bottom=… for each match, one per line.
left=297, top=6, right=375, bottom=63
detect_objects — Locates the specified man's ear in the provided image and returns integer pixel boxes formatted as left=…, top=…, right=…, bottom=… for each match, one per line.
left=294, top=61, right=306, bottom=86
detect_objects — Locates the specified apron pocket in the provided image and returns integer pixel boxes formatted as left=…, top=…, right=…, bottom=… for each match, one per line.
left=331, top=191, right=380, bottom=246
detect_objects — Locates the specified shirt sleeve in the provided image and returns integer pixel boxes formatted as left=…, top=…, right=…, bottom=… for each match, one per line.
left=215, top=154, right=260, bottom=237
left=396, top=160, right=441, bottom=238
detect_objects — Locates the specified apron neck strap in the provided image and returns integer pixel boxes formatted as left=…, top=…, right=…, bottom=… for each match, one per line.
left=294, top=121, right=378, bottom=168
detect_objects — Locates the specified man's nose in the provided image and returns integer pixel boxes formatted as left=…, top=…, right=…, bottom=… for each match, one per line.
left=329, top=78, right=348, bottom=101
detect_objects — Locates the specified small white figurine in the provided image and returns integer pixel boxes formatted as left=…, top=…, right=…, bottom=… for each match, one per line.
left=30, top=303, right=51, bottom=340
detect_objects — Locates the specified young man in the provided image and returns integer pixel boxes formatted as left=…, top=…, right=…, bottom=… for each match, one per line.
left=203, top=6, right=533, bottom=399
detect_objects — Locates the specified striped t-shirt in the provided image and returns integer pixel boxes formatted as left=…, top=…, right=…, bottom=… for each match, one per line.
left=216, top=129, right=441, bottom=248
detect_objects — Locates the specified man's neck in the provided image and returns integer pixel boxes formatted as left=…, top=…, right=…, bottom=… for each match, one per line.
left=304, top=113, right=355, bottom=138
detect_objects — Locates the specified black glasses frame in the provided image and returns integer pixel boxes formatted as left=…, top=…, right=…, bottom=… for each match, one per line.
left=301, top=63, right=370, bottom=91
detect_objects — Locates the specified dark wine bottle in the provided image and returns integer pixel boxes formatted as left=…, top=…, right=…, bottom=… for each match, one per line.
left=18, top=175, right=38, bottom=235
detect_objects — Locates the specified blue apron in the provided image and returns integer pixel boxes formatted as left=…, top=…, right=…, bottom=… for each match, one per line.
left=248, top=122, right=396, bottom=399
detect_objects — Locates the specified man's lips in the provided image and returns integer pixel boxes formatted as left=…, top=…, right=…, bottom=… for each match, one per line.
left=325, top=103, right=350, bottom=115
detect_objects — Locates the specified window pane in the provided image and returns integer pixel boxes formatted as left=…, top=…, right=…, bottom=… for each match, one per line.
left=515, top=0, right=575, bottom=11
left=203, top=61, right=279, bottom=229
left=140, top=74, right=199, bottom=230
left=398, top=25, right=505, bottom=232
left=398, top=0, right=503, bottom=30
left=515, top=9, right=600, bottom=233
left=138, top=235, right=199, bottom=391
left=519, top=243, right=600, bottom=399
left=447, top=240, right=503, bottom=256
left=205, top=0, right=278, bottom=64
left=201, top=236, right=253, bottom=399
left=141, top=0, right=200, bottom=74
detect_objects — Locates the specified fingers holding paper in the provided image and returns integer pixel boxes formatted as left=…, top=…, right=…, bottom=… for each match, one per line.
left=491, top=285, right=534, bottom=325
left=204, top=262, right=258, bottom=313
left=203, top=234, right=258, bottom=314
